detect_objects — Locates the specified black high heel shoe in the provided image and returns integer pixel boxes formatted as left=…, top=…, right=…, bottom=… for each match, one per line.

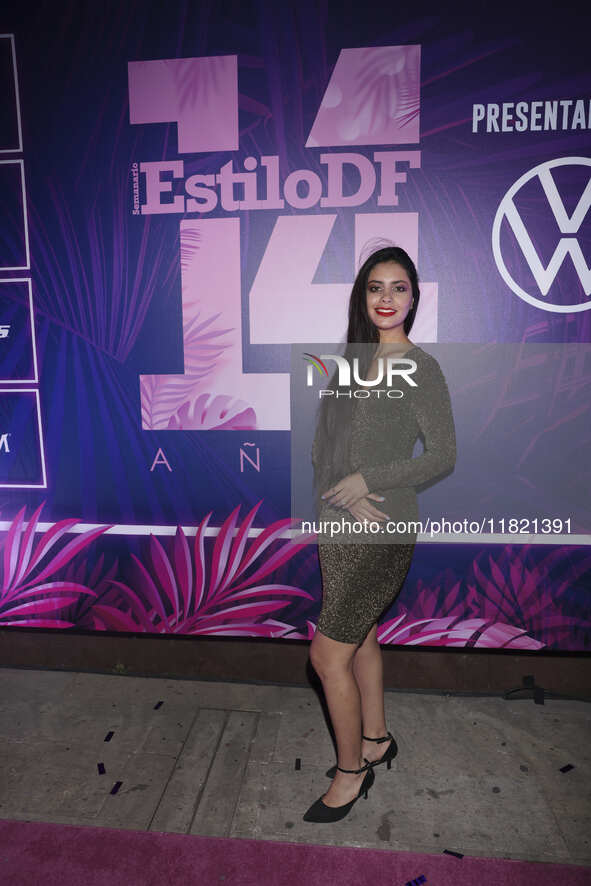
left=325, top=731, right=398, bottom=778
left=303, top=761, right=375, bottom=823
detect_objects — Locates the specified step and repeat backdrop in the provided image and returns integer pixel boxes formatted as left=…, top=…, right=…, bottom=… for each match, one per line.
left=0, top=0, right=589, bottom=649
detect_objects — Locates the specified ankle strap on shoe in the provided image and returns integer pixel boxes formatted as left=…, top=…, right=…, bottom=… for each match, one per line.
left=336, top=759, right=372, bottom=774
left=362, top=731, right=393, bottom=744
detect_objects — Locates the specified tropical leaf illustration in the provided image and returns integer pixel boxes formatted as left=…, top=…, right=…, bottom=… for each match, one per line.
left=31, top=173, right=173, bottom=363
left=260, top=615, right=543, bottom=648
left=167, top=393, right=257, bottom=430
left=355, top=46, right=420, bottom=135
left=169, top=56, right=234, bottom=113
left=375, top=543, right=591, bottom=649
left=377, top=614, right=543, bottom=649
left=463, top=544, right=591, bottom=647
left=140, top=374, right=194, bottom=430
left=86, top=501, right=315, bottom=634
left=180, top=224, right=202, bottom=275
left=140, top=308, right=237, bottom=429
left=0, top=502, right=113, bottom=627
left=55, top=551, right=122, bottom=630
left=181, top=311, right=236, bottom=377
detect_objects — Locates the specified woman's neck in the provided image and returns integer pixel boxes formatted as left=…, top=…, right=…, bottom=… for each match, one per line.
left=375, top=337, right=413, bottom=356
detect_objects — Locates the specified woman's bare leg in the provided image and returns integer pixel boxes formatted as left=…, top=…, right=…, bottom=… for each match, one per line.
left=309, top=628, right=367, bottom=806
left=352, top=624, right=391, bottom=762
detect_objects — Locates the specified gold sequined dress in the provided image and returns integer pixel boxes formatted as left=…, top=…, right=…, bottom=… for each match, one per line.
left=313, top=345, right=456, bottom=644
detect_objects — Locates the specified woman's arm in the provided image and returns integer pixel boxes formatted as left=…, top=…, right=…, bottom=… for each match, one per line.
left=358, top=353, right=457, bottom=492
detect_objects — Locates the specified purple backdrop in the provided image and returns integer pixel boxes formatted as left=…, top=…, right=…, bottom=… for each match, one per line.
left=0, top=0, right=589, bottom=650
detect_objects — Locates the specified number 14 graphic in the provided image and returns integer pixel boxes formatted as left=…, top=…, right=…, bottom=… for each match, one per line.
left=129, top=52, right=436, bottom=430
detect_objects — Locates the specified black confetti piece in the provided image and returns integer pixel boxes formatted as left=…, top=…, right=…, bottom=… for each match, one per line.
left=104, top=731, right=114, bottom=742
left=97, top=763, right=105, bottom=775
left=154, top=701, right=163, bottom=710
left=443, top=849, right=464, bottom=859
left=560, top=763, right=574, bottom=773
left=110, top=781, right=122, bottom=795
left=295, top=758, right=301, bottom=770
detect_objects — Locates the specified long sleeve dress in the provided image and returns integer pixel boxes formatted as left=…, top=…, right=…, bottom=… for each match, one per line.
left=313, top=345, right=456, bottom=644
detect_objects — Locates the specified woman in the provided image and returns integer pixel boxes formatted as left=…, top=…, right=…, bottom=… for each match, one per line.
left=304, top=245, right=456, bottom=823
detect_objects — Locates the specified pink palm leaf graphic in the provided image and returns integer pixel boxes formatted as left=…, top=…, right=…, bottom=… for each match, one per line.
left=57, top=553, right=125, bottom=631
left=167, top=393, right=257, bottom=430
left=100, top=501, right=315, bottom=634
left=373, top=544, right=591, bottom=648
left=0, top=502, right=113, bottom=627
left=464, top=544, right=591, bottom=647
left=268, top=613, right=543, bottom=648
left=377, top=613, right=544, bottom=649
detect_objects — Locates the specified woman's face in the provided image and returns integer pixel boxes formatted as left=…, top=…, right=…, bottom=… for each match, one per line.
left=365, top=261, right=413, bottom=336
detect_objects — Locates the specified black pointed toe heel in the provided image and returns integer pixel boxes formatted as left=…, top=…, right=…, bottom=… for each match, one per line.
left=325, top=731, right=397, bottom=778
left=303, top=761, right=375, bottom=823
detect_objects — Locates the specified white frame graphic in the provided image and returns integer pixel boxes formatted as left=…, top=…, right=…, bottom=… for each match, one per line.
left=0, top=387, right=47, bottom=488
left=0, top=278, right=39, bottom=383
left=0, top=34, right=23, bottom=154
left=0, top=159, right=30, bottom=270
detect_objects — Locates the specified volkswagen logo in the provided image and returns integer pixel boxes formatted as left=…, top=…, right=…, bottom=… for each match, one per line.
left=492, top=157, right=591, bottom=313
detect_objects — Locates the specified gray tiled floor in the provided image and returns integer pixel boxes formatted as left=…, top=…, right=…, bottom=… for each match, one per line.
left=0, top=667, right=590, bottom=866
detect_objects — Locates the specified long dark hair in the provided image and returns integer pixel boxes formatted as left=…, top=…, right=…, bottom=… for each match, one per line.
left=311, top=246, right=420, bottom=509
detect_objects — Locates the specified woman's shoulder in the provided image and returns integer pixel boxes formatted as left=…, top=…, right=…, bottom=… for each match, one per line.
left=406, top=346, right=449, bottom=389
left=408, top=345, right=441, bottom=367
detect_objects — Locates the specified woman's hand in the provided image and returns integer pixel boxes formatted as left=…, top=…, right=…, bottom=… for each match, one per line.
left=320, top=471, right=371, bottom=509
left=347, top=493, right=390, bottom=523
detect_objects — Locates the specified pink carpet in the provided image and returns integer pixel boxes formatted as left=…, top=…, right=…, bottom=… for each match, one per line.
left=0, top=818, right=589, bottom=885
